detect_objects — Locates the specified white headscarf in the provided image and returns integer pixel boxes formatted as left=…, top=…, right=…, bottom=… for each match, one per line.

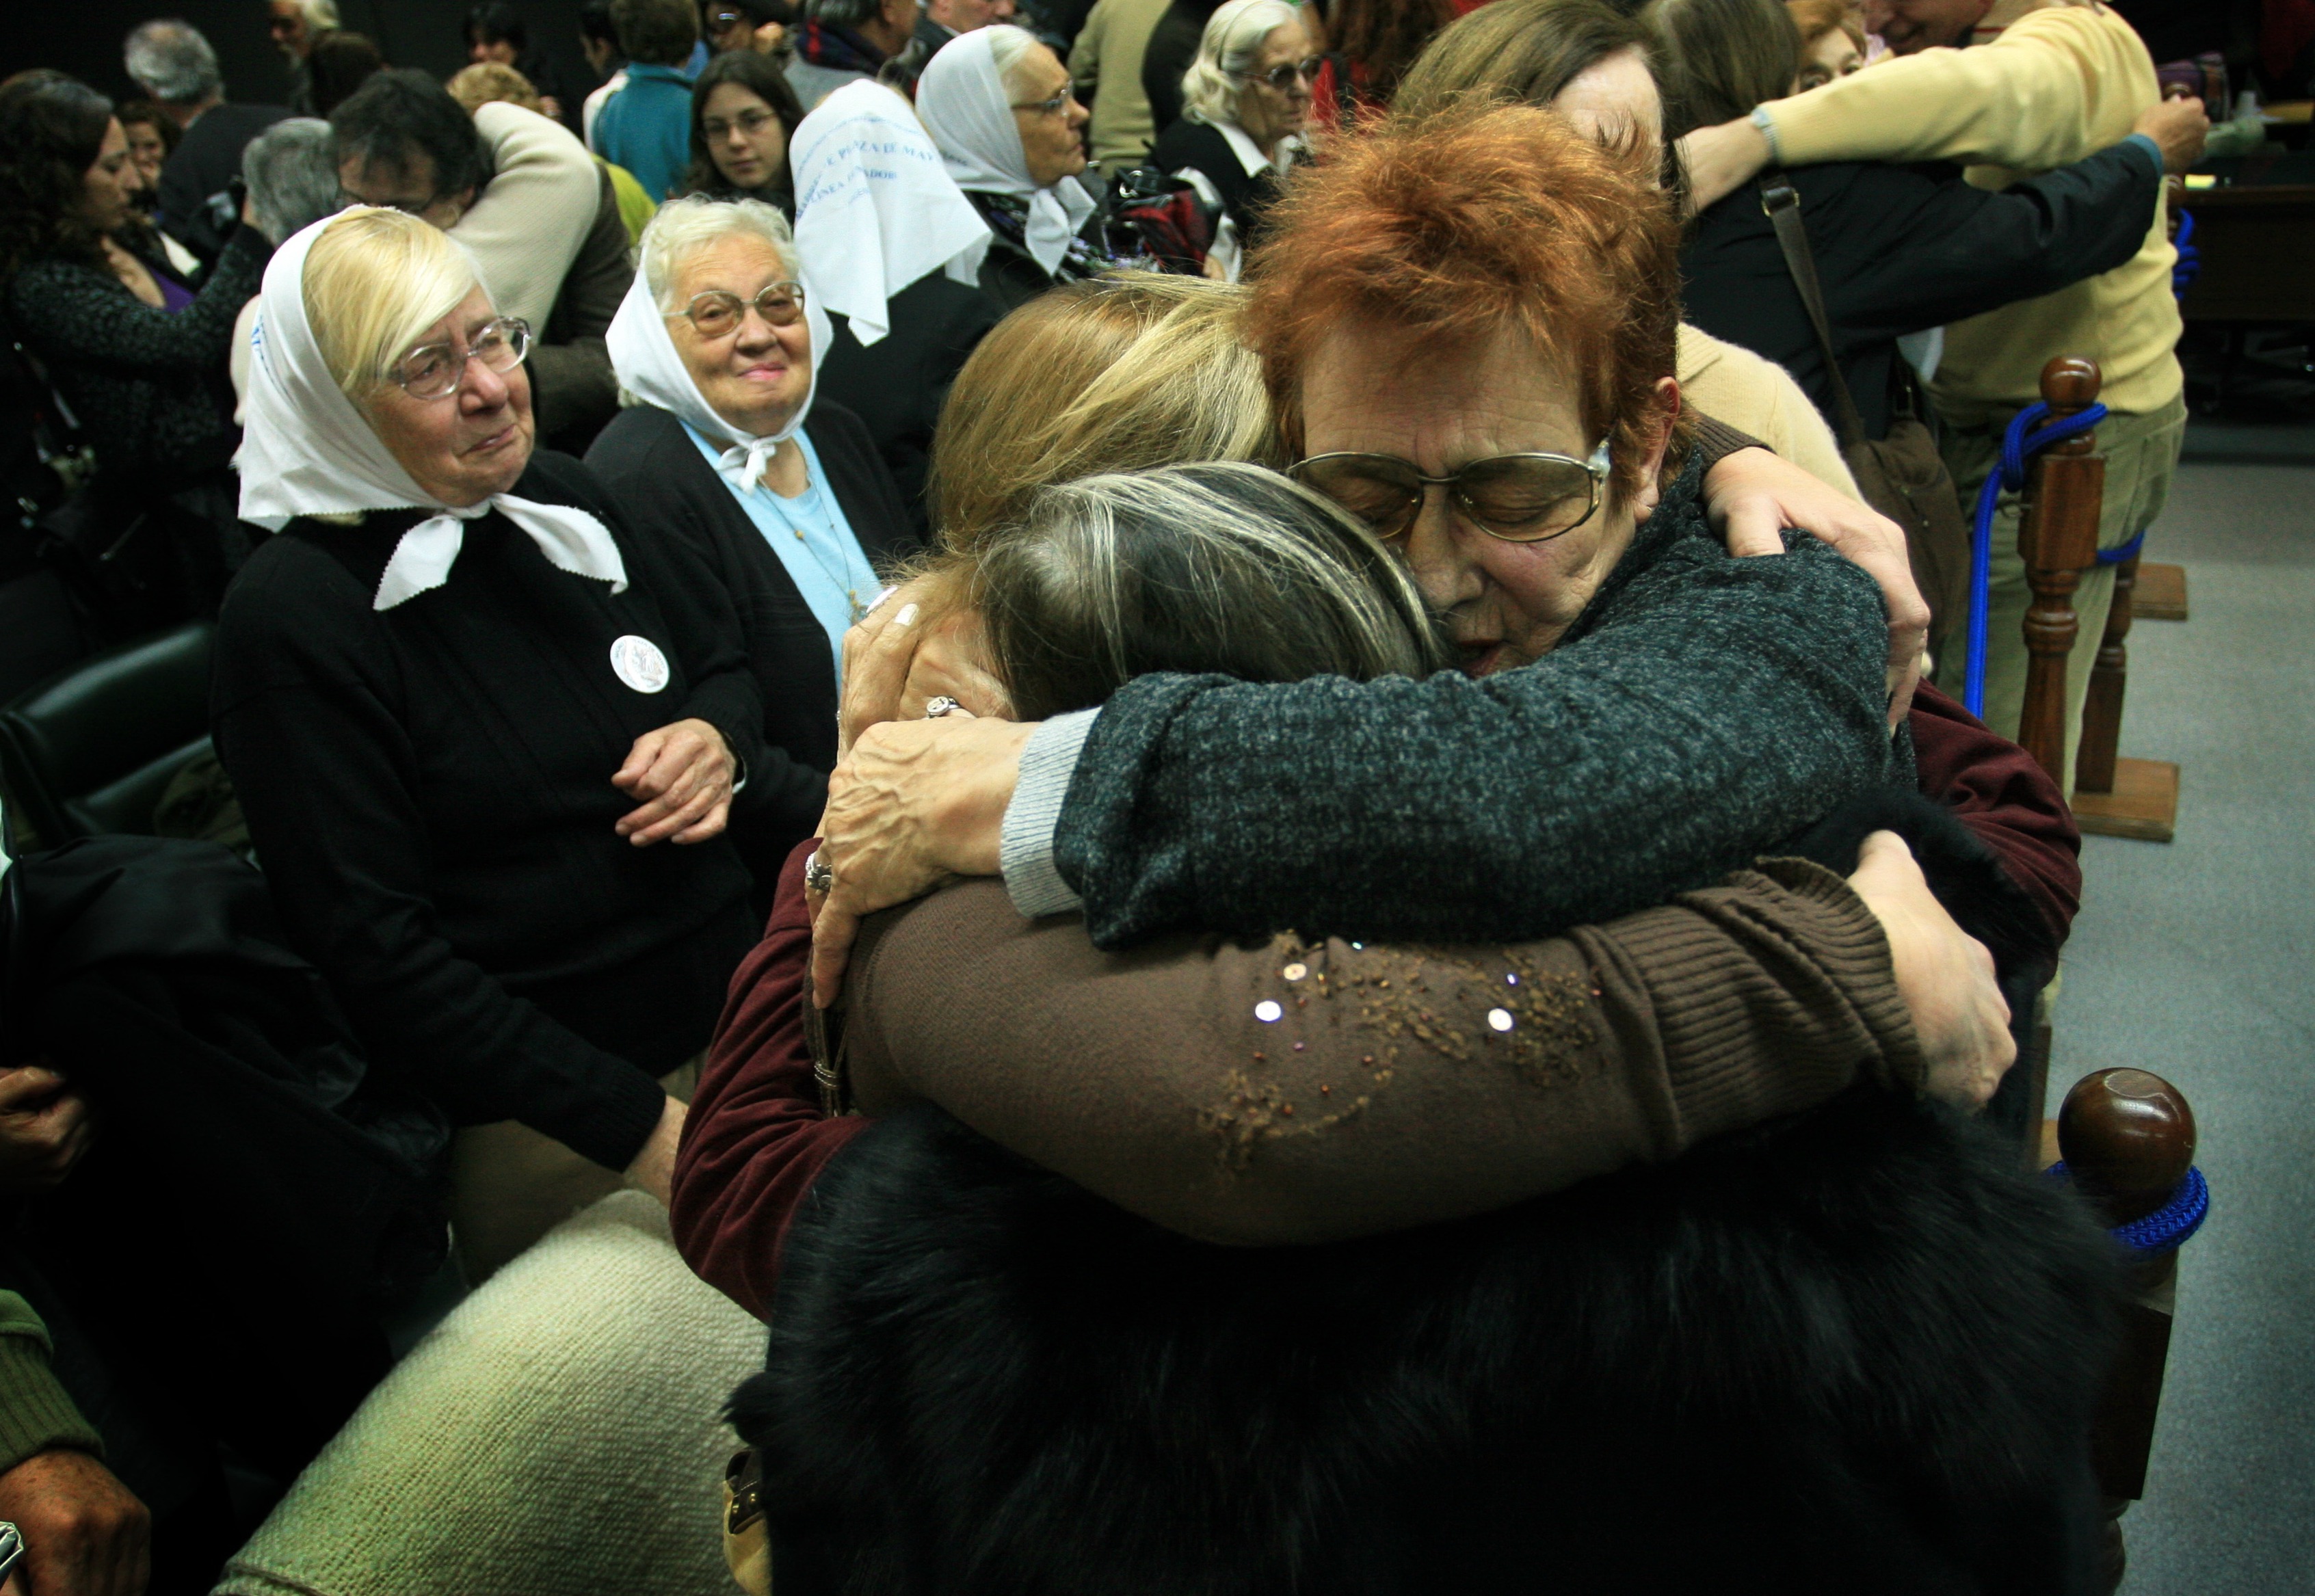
left=605, top=211, right=835, bottom=497
left=791, top=81, right=991, bottom=347
left=915, top=27, right=1095, bottom=279
left=236, top=209, right=627, bottom=613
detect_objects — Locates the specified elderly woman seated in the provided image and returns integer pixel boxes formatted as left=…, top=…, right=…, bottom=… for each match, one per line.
left=588, top=196, right=915, bottom=886
left=1150, top=0, right=1315, bottom=281
left=215, top=207, right=776, bottom=1280
left=681, top=109, right=2111, bottom=1591
left=916, top=25, right=1114, bottom=310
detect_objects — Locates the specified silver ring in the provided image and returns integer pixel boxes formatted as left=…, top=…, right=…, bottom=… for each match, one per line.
left=923, top=695, right=962, bottom=719
left=804, top=849, right=834, bottom=894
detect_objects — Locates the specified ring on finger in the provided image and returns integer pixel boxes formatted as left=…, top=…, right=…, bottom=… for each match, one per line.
left=804, top=849, right=834, bottom=894
left=924, top=695, right=962, bottom=719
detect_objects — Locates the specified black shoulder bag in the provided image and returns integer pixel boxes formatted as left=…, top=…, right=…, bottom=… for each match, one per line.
left=1758, top=172, right=1972, bottom=652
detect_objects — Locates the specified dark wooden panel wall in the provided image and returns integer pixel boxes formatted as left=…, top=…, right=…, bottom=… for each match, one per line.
left=0, top=1, right=607, bottom=120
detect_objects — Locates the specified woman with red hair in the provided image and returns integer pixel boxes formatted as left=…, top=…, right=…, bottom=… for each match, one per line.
left=719, top=107, right=2114, bottom=1594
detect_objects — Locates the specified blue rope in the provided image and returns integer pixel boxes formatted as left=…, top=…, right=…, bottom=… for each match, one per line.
left=2095, top=528, right=2146, bottom=568
left=2172, top=210, right=2199, bottom=300
left=2048, top=1162, right=2210, bottom=1255
left=1963, top=399, right=2111, bottom=717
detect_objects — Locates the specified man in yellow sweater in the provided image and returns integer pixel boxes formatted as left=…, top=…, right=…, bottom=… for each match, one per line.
left=1682, top=0, right=2199, bottom=793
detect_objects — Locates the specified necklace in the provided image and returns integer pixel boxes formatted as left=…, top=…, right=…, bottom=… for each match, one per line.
left=756, top=459, right=868, bottom=624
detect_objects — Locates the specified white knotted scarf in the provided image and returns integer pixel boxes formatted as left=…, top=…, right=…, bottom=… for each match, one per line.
left=235, top=209, right=628, bottom=613
left=605, top=224, right=834, bottom=497
left=791, top=80, right=991, bottom=347
left=915, top=27, right=1095, bottom=278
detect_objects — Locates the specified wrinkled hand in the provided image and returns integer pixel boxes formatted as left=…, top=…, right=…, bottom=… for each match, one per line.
left=1704, top=447, right=1927, bottom=725
left=897, top=610, right=1013, bottom=721
left=837, top=577, right=944, bottom=757
left=0, top=1448, right=150, bottom=1596
left=1676, top=115, right=1774, bottom=213
left=612, top=718, right=734, bottom=846
left=622, top=1094, right=686, bottom=1205
left=2133, top=90, right=2210, bottom=174
left=1847, top=830, right=2015, bottom=1110
left=0, top=1065, right=94, bottom=1195
left=810, top=716, right=1035, bottom=1007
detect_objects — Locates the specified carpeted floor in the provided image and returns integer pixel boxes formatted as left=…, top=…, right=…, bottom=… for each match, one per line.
left=2043, top=446, right=2315, bottom=1594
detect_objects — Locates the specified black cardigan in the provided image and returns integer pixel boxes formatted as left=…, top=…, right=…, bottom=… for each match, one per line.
left=816, top=274, right=1004, bottom=541
left=1149, top=117, right=1287, bottom=257
left=211, top=449, right=769, bottom=1171
left=585, top=399, right=920, bottom=877
left=1680, top=143, right=2160, bottom=439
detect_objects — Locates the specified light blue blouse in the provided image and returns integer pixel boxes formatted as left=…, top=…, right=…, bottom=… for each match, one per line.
left=683, top=421, right=879, bottom=682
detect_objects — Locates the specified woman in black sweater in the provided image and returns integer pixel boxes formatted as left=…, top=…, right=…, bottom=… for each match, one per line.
left=0, top=71, right=274, bottom=616
left=217, top=205, right=773, bottom=1277
left=592, top=195, right=918, bottom=891
left=1148, top=0, right=1314, bottom=279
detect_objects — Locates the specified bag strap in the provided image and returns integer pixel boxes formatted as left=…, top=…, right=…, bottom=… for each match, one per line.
left=1756, top=172, right=1870, bottom=451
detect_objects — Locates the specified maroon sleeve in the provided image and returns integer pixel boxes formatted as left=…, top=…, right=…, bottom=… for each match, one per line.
left=1907, top=682, right=2082, bottom=947
left=670, top=838, right=871, bottom=1321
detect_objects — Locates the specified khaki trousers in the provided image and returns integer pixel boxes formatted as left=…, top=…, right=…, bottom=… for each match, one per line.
left=449, top=1059, right=700, bottom=1284
left=1931, top=393, right=2186, bottom=795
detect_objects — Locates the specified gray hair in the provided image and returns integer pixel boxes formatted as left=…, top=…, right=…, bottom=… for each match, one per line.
left=975, top=462, right=1448, bottom=721
left=984, top=23, right=1042, bottom=96
left=288, top=0, right=342, bottom=28
left=639, top=194, right=800, bottom=310
left=241, top=118, right=340, bottom=245
left=124, top=19, right=223, bottom=106
left=1181, top=0, right=1302, bottom=127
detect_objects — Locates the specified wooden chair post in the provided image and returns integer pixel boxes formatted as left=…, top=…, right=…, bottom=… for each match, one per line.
left=2015, top=358, right=2106, bottom=786
left=2055, top=1069, right=2197, bottom=1595
left=2075, top=555, right=2137, bottom=795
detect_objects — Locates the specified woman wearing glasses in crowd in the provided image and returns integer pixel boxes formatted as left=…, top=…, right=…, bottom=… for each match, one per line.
left=678, top=49, right=808, bottom=213
left=588, top=196, right=914, bottom=895
left=1151, top=0, right=1315, bottom=280
left=916, top=25, right=1114, bottom=310
left=213, top=207, right=778, bottom=1281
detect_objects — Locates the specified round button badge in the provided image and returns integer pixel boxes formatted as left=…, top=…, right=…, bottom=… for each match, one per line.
left=609, top=635, right=670, bottom=694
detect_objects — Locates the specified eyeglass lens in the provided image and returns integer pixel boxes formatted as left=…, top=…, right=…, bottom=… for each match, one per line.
left=685, top=285, right=806, bottom=338
left=703, top=109, right=775, bottom=139
left=1260, top=56, right=1323, bottom=89
left=1292, top=455, right=1600, bottom=542
left=397, top=319, right=530, bottom=399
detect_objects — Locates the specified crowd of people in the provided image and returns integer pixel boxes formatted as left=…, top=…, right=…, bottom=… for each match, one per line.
left=0, top=0, right=2223, bottom=1589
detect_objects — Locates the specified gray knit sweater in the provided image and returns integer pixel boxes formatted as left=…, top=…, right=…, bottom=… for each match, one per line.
left=1051, top=456, right=1898, bottom=948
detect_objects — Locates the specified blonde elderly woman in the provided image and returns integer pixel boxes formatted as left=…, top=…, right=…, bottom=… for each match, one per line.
left=588, top=195, right=915, bottom=888
left=1150, top=0, right=1314, bottom=281
left=916, top=24, right=1113, bottom=310
left=214, top=206, right=775, bottom=1280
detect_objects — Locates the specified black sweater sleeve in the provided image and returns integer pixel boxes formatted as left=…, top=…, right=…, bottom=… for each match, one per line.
left=1053, top=472, right=1895, bottom=949
left=10, top=224, right=270, bottom=373
left=1831, top=141, right=2161, bottom=343
left=212, top=540, right=669, bottom=1170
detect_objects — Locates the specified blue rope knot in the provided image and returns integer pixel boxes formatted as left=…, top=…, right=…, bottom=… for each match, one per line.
left=2047, top=1161, right=2210, bottom=1255
left=1963, top=398, right=2111, bottom=716
left=2172, top=211, right=2199, bottom=299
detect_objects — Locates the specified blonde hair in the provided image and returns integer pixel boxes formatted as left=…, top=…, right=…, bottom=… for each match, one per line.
left=302, top=207, right=482, bottom=398
left=446, top=61, right=544, bottom=115
left=929, top=274, right=1279, bottom=553
left=1182, top=0, right=1304, bottom=127
left=638, top=194, right=798, bottom=311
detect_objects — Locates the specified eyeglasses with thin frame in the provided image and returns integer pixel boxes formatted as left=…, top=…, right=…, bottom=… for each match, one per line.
left=390, top=316, right=532, bottom=401
left=1239, top=55, right=1323, bottom=91
left=1010, top=88, right=1073, bottom=117
left=702, top=107, right=778, bottom=141
left=671, top=282, right=807, bottom=340
left=1288, top=441, right=1615, bottom=544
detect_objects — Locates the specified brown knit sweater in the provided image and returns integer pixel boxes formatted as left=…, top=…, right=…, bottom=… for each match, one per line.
left=836, top=857, right=1923, bottom=1245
